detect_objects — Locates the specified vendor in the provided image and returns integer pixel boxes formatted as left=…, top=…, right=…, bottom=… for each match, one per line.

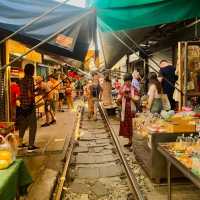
left=147, top=72, right=163, bottom=114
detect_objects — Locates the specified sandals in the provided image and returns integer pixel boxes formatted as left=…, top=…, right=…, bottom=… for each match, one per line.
left=124, top=143, right=132, bottom=147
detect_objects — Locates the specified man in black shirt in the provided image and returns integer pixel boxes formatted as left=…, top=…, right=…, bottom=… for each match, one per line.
left=159, top=60, right=178, bottom=110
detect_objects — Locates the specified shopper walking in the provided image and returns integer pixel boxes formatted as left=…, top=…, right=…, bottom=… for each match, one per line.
left=90, top=73, right=102, bottom=120
left=52, top=76, right=60, bottom=111
left=147, top=72, right=163, bottom=114
left=48, top=75, right=57, bottom=117
left=75, top=79, right=83, bottom=98
left=132, top=69, right=141, bottom=92
left=39, top=79, right=56, bottom=127
left=118, top=74, right=139, bottom=147
left=58, top=76, right=65, bottom=112
left=18, top=63, right=38, bottom=152
left=102, top=76, right=112, bottom=106
left=65, top=79, right=74, bottom=109
left=132, top=69, right=141, bottom=111
left=113, top=79, right=121, bottom=98
left=159, top=60, right=178, bottom=110
left=85, top=80, right=94, bottom=119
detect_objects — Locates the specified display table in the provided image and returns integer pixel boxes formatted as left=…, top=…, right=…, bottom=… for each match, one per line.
left=0, top=159, right=32, bottom=200
left=135, top=130, right=199, bottom=183
left=158, top=143, right=200, bottom=200
left=134, top=114, right=198, bottom=182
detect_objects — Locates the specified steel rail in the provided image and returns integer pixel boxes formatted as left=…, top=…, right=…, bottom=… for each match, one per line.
left=0, top=0, right=70, bottom=45
left=0, top=9, right=94, bottom=71
left=53, top=106, right=82, bottom=200
left=98, top=102, right=145, bottom=200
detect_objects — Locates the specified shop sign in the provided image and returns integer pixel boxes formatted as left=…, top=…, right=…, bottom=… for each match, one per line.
left=55, top=34, right=73, bottom=48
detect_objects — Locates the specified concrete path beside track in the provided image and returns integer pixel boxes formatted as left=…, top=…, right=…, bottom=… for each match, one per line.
left=17, top=107, right=76, bottom=200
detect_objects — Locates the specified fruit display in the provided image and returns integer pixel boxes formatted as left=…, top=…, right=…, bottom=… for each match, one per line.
left=161, top=140, right=200, bottom=177
left=0, top=151, right=13, bottom=169
left=135, top=111, right=197, bottom=136
left=135, top=112, right=156, bottom=137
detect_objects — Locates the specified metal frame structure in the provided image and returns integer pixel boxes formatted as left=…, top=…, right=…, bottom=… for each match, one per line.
left=158, top=144, right=200, bottom=200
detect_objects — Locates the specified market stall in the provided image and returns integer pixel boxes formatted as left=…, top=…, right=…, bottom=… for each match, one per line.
left=134, top=111, right=199, bottom=183
left=158, top=142, right=200, bottom=200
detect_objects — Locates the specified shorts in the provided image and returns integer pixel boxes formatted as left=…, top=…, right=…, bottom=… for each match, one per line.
left=50, top=99, right=56, bottom=112
left=45, top=100, right=51, bottom=112
left=59, top=93, right=64, bottom=101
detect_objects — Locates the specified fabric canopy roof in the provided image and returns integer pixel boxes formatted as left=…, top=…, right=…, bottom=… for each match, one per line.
left=88, top=0, right=200, bottom=68
left=89, top=0, right=200, bottom=31
left=99, top=27, right=155, bottom=67
left=0, top=0, right=96, bottom=61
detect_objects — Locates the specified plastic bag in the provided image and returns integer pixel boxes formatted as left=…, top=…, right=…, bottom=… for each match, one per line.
left=0, top=134, right=17, bottom=170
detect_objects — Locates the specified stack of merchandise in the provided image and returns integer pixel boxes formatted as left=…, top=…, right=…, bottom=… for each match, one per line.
left=162, top=134, right=200, bottom=176
left=135, top=109, right=198, bottom=135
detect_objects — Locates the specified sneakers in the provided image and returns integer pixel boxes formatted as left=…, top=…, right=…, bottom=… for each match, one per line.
left=41, top=123, right=50, bottom=127
left=49, top=120, right=56, bottom=125
left=27, top=145, right=39, bottom=152
left=18, top=143, right=28, bottom=148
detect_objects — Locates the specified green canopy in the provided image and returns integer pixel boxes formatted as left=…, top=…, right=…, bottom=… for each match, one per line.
left=88, top=0, right=200, bottom=31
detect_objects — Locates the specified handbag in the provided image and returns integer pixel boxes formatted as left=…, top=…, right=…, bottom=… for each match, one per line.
left=161, top=94, right=171, bottom=111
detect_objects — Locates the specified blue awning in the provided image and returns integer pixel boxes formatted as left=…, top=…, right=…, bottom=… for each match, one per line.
left=0, top=0, right=96, bottom=61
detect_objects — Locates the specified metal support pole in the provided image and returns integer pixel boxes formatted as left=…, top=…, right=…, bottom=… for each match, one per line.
left=98, top=28, right=108, bottom=68
left=0, top=0, right=70, bottom=45
left=167, top=161, right=172, bottom=200
left=144, top=57, right=149, bottom=93
left=183, top=42, right=188, bottom=106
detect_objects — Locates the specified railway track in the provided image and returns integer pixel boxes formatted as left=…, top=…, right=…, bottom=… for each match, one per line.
left=53, top=103, right=145, bottom=200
